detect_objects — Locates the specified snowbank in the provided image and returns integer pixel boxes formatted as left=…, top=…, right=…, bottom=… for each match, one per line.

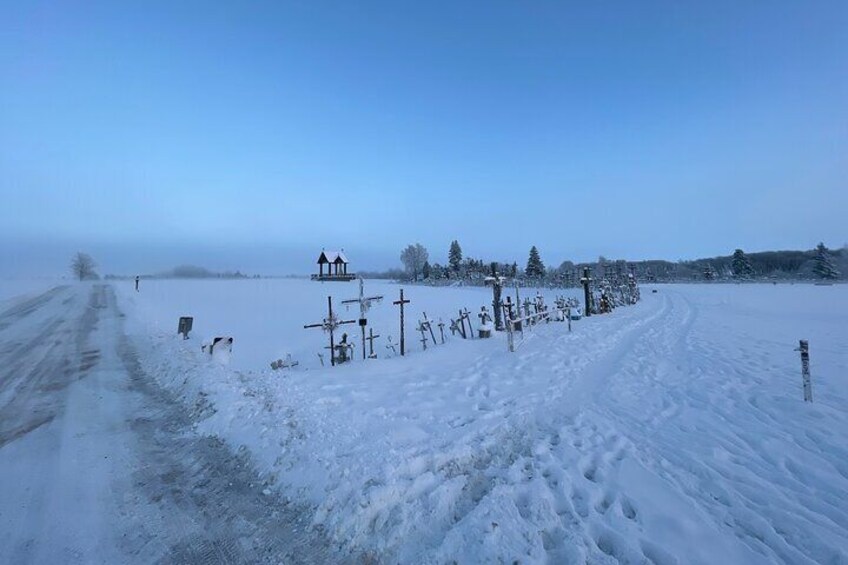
left=117, top=282, right=848, bottom=563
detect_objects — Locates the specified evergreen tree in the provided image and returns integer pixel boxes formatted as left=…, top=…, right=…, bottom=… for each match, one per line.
left=510, top=262, right=518, bottom=277
left=422, top=261, right=431, bottom=280
left=813, top=242, right=840, bottom=280
left=448, top=240, right=463, bottom=272
left=731, top=248, right=754, bottom=279
left=525, top=246, right=546, bottom=278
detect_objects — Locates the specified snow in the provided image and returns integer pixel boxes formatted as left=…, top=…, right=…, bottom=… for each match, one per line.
left=0, top=278, right=63, bottom=305
left=115, top=281, right=848, bottom=563
left=120, top=278, right=578, bottom=371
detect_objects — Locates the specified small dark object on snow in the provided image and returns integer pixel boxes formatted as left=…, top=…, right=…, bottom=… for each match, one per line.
left=178, top=316, right=193, bottom=339
left=652, top=289, right=658, bottom=293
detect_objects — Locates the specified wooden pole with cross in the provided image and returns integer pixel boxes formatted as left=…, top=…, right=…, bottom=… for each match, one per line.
left=341, top=278, right=383, bottom=360
left=393, top=289, right=411, bottom=356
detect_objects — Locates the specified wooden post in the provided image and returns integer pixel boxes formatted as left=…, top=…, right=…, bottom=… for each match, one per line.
left=437, top=319, right=445, bottom=344
left=393, top=289, right=410, bottom=356
left=581, top=267, right=593, bottom=317
left=798, top=340, right=813, bottom=402
left=506, top=315, right=515, bottom=352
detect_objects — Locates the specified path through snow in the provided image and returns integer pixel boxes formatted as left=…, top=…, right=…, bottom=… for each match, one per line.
left=0, top=284, right=337, bottom=564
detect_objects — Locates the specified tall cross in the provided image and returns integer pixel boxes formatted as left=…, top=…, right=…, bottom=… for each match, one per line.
left=304, top=296, right=356, bottom=366
left=393, top=289, right=411, bottom=356
left=342, top=278, right=383, bottom=360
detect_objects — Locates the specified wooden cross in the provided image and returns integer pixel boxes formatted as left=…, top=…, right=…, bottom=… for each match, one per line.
left=393, top=289, right=411, bottom=356
left=365, top=328, right=380, bottom=359
left=417, top=322, right=429, bottom=350
left=342, top=278, right=384, bottom=360
left=304, top=296, right=356, bottom=366
left=437, top=319, right=445, bottom=344
left=478, top=306, right=492, bottom=325
left=459, top=308, right=475, bottom=338
left=422, top=312, right=437, bottom=344
left=449, top=317, right=464, bottom=338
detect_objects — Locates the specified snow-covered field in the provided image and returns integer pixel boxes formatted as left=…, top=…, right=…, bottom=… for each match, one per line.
left=115, top=280, right=848, bottom=563
left=0, top=278, right=63, bottom=306
left=119, top=278, right=580, bottom=371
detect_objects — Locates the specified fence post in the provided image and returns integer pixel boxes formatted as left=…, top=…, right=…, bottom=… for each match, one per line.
left=798, top=340, right=813, bottom=402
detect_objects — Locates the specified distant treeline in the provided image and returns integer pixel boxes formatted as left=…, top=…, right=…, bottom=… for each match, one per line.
left=105, top=265, right=257, bottom=280
left=367, top=243, right=847, bottom=285
left=632, top=247, right=846, bottom=282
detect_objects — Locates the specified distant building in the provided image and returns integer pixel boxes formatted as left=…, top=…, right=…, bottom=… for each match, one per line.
left=312, top=249, right=356, bottom=282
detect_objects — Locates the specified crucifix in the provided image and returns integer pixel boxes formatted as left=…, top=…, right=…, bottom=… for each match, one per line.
left=581, top=267, right=593, bottom=317
left=304, top=296, right=356, bottom=366
left=341, top=278, right=384, bottom=360
left=393, top=289, right=411, bottom=356
left=365, top=328, right=380, bottom=359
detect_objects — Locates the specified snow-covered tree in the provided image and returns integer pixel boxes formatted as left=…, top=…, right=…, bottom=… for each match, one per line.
left=525, top=246, right=545, bottom=278
left=813, top=242, right=840, bottom=280
left=70, top=252, right=97, bottom=281
left=731, top=248, right=754, bottom=279
left=401, top=243, right=429, bottom=280
left=448, top=240, right=463, bottom=272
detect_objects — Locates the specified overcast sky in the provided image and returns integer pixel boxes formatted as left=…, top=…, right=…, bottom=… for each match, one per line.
left=1, top=1, right=846, bottom=276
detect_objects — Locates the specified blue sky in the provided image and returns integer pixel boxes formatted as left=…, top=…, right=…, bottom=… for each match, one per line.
left=1, top=1, right=846, bottom=275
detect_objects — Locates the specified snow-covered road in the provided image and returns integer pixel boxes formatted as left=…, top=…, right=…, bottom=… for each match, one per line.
left=0, top=284, right=335, bottom=564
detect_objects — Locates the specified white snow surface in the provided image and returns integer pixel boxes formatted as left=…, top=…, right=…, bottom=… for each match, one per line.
left=117, top=280, right=848, bottom=563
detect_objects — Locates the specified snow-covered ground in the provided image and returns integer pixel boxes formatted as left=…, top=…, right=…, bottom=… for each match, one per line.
left=0, top=278, right=63, bottom=306
left=119, top=278, right=580, bottom=371
left=116, top=280, right=848, bottom=563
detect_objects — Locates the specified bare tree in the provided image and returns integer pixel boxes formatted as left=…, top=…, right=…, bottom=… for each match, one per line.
left=400, top=243, right=429, bottom=281
left=70, top=252, right=97, bottom=281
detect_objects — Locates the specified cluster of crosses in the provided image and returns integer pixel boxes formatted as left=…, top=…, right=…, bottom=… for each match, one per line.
left=303, top=271, right=642, bottom=366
